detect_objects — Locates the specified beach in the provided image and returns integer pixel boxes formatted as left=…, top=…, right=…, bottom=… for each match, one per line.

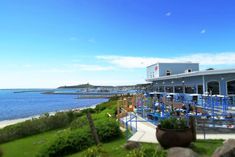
left=0, top=117, right=39, bottom=129
left=0, top=104, right=98, bottom=129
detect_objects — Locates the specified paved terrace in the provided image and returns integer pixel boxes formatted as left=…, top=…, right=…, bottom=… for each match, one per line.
left=120, top=113, right=235, bottom=143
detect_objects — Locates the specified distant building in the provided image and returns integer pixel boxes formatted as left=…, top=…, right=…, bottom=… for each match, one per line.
left=146, top=62, right=235, bottom=103
left=147, top=62, right=199, bottom=79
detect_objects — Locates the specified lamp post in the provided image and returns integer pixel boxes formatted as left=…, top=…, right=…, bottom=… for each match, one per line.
left=181, top=80, right=185, bottom=103
left=171, top=81, right=174, bottom=93
left=156, top=82, right=158, bottom=92
left=182, top=80, right=185, bottom=93
left=162, top=81, right=165, bottom=93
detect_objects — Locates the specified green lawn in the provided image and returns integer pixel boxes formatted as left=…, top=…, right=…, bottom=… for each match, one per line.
left=0, top=130, right=223, bottom=157
left=68, top=137, right=129, bottom=157
left=0, top=129, right=67, bottom=157
left=68, top=137, right=223, bottom=157
left=191, top=139, right=223, bottom=157
left=67, top=136, right=161, bottom=157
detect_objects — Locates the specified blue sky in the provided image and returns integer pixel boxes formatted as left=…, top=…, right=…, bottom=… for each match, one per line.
left=0, top=0, right=235, bottom=88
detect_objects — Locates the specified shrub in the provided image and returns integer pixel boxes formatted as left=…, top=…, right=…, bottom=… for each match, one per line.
left=70, top=116, right=88, bottom=130
left=70, top=112, right=114, bottom=130
left=38, top=118, right=121, bottom=157
left=95, top=104, right=107, bottom=113
left=143, top=146, right=166, bottom=157
left=126, top=146, right=166, bottom=157
left=81, top=108, right=96, bottom=114
left=37, top=127, right=94, bottom=157
left=95, top=119, right=121, bottom=142
left=83, top=145, right=108, bottom=157
left=95, top=101, right=115, bottom=112
left=0, top=111, right=78, bottom=144
left=159, top=117, right=187, bottom=129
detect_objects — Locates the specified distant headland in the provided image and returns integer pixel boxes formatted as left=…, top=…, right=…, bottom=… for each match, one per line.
left=58, top=83, right=151, bottom=91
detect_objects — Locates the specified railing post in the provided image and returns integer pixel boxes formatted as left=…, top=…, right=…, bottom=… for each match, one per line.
left=203, top=118, right=206, bottom=140
left=136, top=113, right=137, bottom=132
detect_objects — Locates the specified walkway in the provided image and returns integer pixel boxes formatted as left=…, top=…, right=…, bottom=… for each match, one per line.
left=121, top=113, right=235, bottom=144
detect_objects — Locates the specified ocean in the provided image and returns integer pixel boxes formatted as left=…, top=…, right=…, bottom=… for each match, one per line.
left=0, top=89, right=108, bottom=121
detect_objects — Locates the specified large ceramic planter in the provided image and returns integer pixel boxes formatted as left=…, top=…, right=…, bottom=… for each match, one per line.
left=156, top=125, right=193, bottom=148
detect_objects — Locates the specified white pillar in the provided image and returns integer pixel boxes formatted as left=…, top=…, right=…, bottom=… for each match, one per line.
left=202, top=75, right=206, bottom=94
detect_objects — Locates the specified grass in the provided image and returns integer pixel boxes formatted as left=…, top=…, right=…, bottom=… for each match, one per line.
left=0, top=98, right=224, bottom=157
left=0, top=129, right=224, bottom=157
left=68, top=136, right=128, bottom=157
left=67, top=136, right=160, bottom=157
left=190, top=139, right=223, bottom=157
left=0, top=129, right=67, bottom=157
left=0, top=99, right=119, bottom=157
left=67, top=137, right=223, bottom=157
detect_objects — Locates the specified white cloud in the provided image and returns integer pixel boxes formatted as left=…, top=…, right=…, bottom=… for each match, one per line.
left=177, top=53, right=235, bottom=65
left=165, top=12, right=172, bottom=17
left=72, top=64, right=114, bottom=71
left=97, top=52, right=235, bottom=69
left=200, top=29, right=206, bottom=34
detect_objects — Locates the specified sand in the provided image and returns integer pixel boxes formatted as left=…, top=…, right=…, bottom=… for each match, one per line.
left=0, top=116, right=38, bottom=128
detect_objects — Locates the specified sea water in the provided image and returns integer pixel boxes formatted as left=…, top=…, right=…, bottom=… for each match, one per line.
left=0, top=89, right=108, bottom=121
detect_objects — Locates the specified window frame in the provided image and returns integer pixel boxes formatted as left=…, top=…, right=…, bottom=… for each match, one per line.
left=227, top=80, right=235, bottom=96
left=207, top=80, right=220, bottom=95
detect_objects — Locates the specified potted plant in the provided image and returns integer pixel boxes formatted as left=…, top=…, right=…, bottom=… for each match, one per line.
left=156, top=117, right=193, bottom=148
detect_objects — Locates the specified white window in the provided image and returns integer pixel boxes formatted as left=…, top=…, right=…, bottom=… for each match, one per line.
left=166, top=70, right=171, bottom=76
left=185, top=69, right=192, bottom=73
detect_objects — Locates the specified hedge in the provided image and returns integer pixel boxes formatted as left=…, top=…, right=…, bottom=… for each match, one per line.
left=0, top=99, right=118, bottom=144
left=37, top=127, right=94, bottom=157
left=95, top=119, right=121, bottom=142
left=0, top=111, right=79, bottom=144
left=38, top=119, right=121, bottom=157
